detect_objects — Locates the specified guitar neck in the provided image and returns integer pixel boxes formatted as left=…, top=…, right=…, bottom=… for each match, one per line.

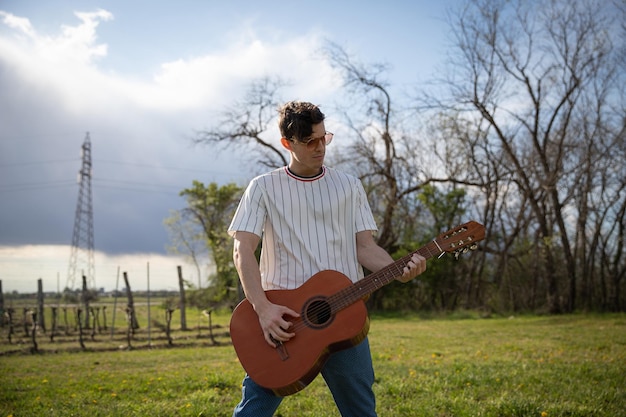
left=328, top=241, right=441, bottom=311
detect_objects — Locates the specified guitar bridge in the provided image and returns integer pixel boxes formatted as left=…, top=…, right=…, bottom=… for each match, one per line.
left=270, top=335, right=290, bottom=361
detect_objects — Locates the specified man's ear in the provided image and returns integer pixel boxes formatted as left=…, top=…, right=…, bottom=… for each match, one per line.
left=280, top=137, right=292, bottom=150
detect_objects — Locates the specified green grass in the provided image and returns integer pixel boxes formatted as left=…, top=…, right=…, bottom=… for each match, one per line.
left=1, top=313, right=625, bottom=416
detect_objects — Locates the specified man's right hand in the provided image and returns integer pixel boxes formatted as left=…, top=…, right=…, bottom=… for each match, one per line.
left=254, top=301, right=300, bottom=347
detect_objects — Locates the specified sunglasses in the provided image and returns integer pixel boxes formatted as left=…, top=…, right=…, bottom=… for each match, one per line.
left=290, top=132, right=334, bottom=150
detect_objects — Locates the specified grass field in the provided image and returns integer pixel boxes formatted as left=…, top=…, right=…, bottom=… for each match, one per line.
left=1, top=312, right=625, bottom=416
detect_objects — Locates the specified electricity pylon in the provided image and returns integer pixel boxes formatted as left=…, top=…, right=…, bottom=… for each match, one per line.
left=67, top=132, right=95, bottom=291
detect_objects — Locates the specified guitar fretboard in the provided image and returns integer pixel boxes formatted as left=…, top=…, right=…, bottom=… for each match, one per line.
left=328, top=241, right=442, bottom=312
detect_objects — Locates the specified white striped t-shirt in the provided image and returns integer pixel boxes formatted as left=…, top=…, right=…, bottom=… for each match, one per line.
left=228, top=166, right=378, bottom=290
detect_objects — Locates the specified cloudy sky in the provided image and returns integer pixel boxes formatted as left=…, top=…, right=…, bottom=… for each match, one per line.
left=0, top=0, right=460, bottom=293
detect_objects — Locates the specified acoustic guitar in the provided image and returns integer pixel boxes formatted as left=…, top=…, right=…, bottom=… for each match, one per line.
left=230, top=221, right=485, bottom=396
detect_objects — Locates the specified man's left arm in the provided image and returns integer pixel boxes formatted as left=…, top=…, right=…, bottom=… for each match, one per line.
left=355, top=230, right=427, bottom=282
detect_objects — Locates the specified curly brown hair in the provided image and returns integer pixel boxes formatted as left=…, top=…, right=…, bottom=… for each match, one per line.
left=278, top=101, right=325, bottom=142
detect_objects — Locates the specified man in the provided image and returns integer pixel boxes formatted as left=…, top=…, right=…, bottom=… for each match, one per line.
left=228, top=100, right=426, bottom=416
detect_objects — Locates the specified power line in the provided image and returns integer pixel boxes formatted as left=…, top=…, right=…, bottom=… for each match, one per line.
left=95, top=177, right=183, bottom=189
left=1, top=156, right=234, bottom=176
left=0, top=156, right=244, bottom=195
left=0, top=180, right=76, bottom=193
left=0, top=178, right=188, bottom=195
left=94, top=178, right=183, bottom=195
left=93, top=158, right=233, bottom=175
left=0, top=158, right=80, bottom=168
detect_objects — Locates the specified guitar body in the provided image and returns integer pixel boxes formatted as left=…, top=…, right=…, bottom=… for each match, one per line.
left=230, top=270, right=370, bottom=396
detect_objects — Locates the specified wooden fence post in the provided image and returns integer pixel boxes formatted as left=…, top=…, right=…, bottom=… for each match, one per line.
left=37, top=278, right=46, bottom=333
left=5, top=308, right=14, bottom=344
left=165, top=308, right=175, bottom=345
left=22, top=308, right=29, bottom=337
left=90, top=307, right=96, bottom=340
left=177, top=266, right=187, bottom=331
left=50, top=307, right=58, bottom=342
left=62, top=307, right=69, bottom=335
left=77, top=308, right=85, bottom=350
left=123, top=272, right=139, bottom=332
left=73, top=307, right=79, bottom=332
left=110, top=267, right=120, bottom=339
left=30, top=310, right=38, bottom=353
left=102, top=306, right=108, bottom=331
left=125, top=307, right=133, bottom=349
left=203, top=309, right=216, bottom=345
left=82, top=276, right=90, bottom=329
left=0, top=280, right=4, bottom=328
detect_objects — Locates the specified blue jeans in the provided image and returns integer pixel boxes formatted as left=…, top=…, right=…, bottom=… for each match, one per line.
left=232, top=338, right=377, bottom=417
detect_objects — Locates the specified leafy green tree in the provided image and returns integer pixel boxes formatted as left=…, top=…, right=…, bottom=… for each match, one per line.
left=166, top=181, right=243, bottom=305
left=367, top=184, right=470, bottom=311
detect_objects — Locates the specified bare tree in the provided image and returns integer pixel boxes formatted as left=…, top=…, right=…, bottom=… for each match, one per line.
left=165, top=210, right=208, bottom=289
left=186, top=42, right=478, bottom=310
left=322, top=42, right=435, bottom=252
left=193, top=76, right=289, bottom=169
left=427, top=0, right=626, bottom=312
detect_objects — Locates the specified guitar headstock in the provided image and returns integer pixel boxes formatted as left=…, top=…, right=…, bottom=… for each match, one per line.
left=435, top=221, right=485, bottom=259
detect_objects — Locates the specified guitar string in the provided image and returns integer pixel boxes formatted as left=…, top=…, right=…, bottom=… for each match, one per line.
left=298, top=224, right=479, bottom=321
left=263, top=224, right=482, bottom=345
left=282, top=242, right=440, bottom=335
left=283, top=251, right=422, bottom=334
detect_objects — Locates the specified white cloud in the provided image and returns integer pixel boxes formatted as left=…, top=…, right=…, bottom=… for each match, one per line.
left=0, top=10, right=36, bottom=37
left=44, top=9, right=113, bottom=65
left=0, top=9, right=116, bottom=115
left=0, top=9, right=112, bottom=70
left=0, top=244, right=201, bottom=293
left=0, top=8, right=343, bottom=292
left=0, top=8, right=341, bottom=115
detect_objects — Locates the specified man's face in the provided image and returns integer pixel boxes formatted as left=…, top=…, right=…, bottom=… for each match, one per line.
left=285, top=122, right=328, bottom=177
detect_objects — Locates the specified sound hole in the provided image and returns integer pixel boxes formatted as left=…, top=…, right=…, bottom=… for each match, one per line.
left=303, top=297, right=333, bottom=329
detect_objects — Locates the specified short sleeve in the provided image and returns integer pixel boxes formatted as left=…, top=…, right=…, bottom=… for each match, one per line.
left=228, top=179, right=266, bottom=238
left=354, top=179, right=378, bottom=233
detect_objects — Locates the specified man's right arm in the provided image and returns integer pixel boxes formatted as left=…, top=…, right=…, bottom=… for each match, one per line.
left=232, top=231, right=264, bottom=307
left=232, top=231, right=299, bottom=347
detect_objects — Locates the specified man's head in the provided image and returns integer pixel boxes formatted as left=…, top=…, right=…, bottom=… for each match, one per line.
left=278, top=101, right=325, bottom=143
left=278, top=101, right=333, bottom=177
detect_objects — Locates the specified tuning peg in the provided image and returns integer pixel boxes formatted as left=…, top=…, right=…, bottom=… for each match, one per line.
left=470, top=244, right=478, bottom=251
